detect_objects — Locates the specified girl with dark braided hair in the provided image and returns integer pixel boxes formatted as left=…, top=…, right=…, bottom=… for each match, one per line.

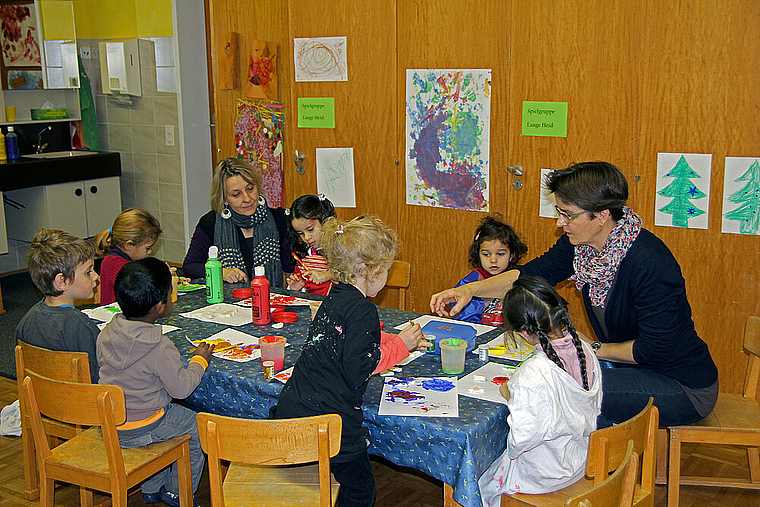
left=478, top=276, right=602, bottom=505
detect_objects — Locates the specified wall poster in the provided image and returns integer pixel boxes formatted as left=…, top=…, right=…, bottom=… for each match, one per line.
left=405, top=69, right=491, bottom=211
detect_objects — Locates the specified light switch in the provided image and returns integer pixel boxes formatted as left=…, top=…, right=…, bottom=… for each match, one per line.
left=165, top=125, right=175, bottom=147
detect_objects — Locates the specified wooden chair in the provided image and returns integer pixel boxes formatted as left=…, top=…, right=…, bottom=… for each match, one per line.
left=19, top=370, right=194, bottom=507
left=665, top=315, right=760, bottom=506
left=197, top=412, right=342, bottom=507
left=385, top=259, right=411, bottom=310
left=502, top=398, right=658, bottom=507
left=565, top=440, right=638, bottom=507
left=15, top=341, right=92, bottom=503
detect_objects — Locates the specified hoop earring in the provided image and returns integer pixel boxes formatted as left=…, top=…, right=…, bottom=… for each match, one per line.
left=221, top=205, right=232, bottom=220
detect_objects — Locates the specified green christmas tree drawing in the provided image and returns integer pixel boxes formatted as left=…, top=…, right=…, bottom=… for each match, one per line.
left=658, top=155, right=707, bottom=227
left=724, top=159, right=760, bottom=235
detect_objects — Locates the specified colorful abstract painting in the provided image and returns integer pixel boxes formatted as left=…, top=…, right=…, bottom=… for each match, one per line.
left=245, top=39, right=278, bottom=99
left=722, top=157, right=760, bottom=235
left=405, top=69, right=491, bottom=211
left=235, top=99, right=284, bottom=207
left=378, top=376, right=459, bottom=417
left=6, top=68, right=41, bottom=89
left=0, top=3, right=40, bottom=67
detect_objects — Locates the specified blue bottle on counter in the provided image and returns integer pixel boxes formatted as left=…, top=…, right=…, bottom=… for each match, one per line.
left=5, top=127, right=18, bottom=161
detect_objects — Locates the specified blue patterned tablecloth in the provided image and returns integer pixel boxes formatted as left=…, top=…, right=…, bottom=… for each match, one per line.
left=162, top=284, right=514, bottom=507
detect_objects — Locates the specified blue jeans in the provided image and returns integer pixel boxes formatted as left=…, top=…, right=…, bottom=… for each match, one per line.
left=331, top=451, right=376, bottom=507
left=117, top=403, right=204, bottom=496
left=597, top=367, right=703, bottom=428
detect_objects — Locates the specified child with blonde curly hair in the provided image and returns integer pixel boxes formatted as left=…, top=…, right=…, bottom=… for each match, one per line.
left=272, top=216, right=429, bottom=507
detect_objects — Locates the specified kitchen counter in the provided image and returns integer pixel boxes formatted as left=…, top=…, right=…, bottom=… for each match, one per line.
left=0, top=151, right=121, bottom=192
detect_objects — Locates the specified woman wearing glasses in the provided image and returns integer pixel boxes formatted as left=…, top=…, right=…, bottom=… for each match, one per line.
left=431, top=161, right=717, bottom=428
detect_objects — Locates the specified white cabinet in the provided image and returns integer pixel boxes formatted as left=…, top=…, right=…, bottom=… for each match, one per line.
left=43, top=40, right=80, bottom=89
left=6, top=176, right=121, bottom=240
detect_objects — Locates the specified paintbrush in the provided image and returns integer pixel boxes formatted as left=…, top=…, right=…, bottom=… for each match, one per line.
left=292, top=253, right=309, bottom=271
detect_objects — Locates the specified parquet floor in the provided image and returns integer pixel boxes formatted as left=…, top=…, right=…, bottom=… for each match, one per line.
left=1, top=375, right=758, bottom=506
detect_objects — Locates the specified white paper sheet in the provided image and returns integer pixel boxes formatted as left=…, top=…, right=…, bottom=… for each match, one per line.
left=458, top=362, right=517, bottom=405
left=378, top=376, right=459, bottom=417
left=186, top=328, right=265, bottom=363
left=722, top=157, right=760, bottom=235
left=655, top=152, right=712, bottom=229
left=316, top=147, right=356, bottom=207
left=81, top=302, right=122, bottom=323
left=479, top=332, right=535, bottom=361
left=394, top=315, right=495, bottom=337
left=235, top=293, right=315, bottom=308
left=179, top=303, right=252, bottom=326
left=294, top=37, right=348, bottom=82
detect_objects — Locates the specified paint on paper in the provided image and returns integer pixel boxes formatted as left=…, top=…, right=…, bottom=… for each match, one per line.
left=81, top=302, right=122, bottom=324
left=180, top=303, right=252, bottom=327
left=188, top=328, right=263, bottom=363
left=294, top=36, right=347, bottom=82
left=316, top=147, right=355, bottom=207
left=235, top=99, right=284, bottom=206
left=722, top=157, right=760, bottom=235
left=405, top=69, right=491, bottom=211
left=6, top=68, right=41, bottom=89
left=0, top=3, right=41, bottom=67
left=480, top=332, right=534, bottom=362
left=655, top=153, right=712, bottom=229
left=459, top=362, right=517, bottom=405
left=378, top=376, right=459, bottom=417
left=236, top=293, right=315, bottom=308
left=246, top=39, right=277, bottom=99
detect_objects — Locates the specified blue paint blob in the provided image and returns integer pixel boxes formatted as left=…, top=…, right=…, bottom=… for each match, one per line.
left=422, top=378, right=455, bottom=392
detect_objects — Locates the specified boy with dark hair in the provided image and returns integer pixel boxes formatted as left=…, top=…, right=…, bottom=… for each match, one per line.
left=15, top=228, right=101, bottom=382
left=97, top=257, right=213, bottom=507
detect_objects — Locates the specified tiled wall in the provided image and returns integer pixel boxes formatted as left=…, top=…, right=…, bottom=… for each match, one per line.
left=81, top=37, right=186, bottom=264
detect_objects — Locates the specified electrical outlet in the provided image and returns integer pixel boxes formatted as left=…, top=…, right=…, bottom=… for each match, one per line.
left=164, top=125, right=175, bottom=147
left=80, top=46, right=91, bottom=59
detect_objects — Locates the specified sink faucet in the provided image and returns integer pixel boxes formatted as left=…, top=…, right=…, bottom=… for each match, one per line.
left=34, top=126, right=52, bottom=154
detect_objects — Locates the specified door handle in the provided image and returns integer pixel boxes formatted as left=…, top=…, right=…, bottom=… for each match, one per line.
left=294, top=150, right=306, bottom=174
left=507, top=165, right=523, bottom=176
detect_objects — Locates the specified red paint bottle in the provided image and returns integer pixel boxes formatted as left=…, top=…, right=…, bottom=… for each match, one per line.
left=251, top=266, right=270, bottom=325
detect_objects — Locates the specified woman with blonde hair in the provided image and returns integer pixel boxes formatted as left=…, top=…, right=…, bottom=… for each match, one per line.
left=182, top=158, right=293, bottom=286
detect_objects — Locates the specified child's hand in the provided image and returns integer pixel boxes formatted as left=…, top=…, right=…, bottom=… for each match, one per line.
left=223, top=268, right=249, bottom=283
left=306, top=269, right=332, bottom=285
left=179, top=276, right=191, bottom=285
left=287, top=273, right=306, bottom=291
left=398, top=323, right=430, bottom=352
left=193, top=342, right=215, bottom=361
left=499, top=381, right=511, bottom=401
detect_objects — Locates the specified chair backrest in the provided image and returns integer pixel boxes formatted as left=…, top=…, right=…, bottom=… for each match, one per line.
left=20, top=371, right=127, bottom=476
left=384, top=260, right=411, bottom=310
left=743, top=315, right=760, bottom=399
left=566, top=440, right=638, bottom=507
left=586, top=397, right=658, bottom=495
left=15, top=340, right=92, bottom=387
left=197, top=412, right=342, bottom=507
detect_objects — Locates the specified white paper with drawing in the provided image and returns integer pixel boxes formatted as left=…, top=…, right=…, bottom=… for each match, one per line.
left=458, top=362, right=516, bottom=405
left=655, top=153, right=712, bottom=230
left=722, top=157, right=760, bottom=235
left=179, top=303, right=251, bottom=326
left=378, top=376, right=459, bottom=417
left=317, top=147, right=356, bottom=207
left=293, top=36, right=347, bottom=82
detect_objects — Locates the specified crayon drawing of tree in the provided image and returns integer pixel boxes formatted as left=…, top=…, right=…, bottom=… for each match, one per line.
left=658, top=155, right=706, bottom=227
left=724, top=159, right=760, bottom=235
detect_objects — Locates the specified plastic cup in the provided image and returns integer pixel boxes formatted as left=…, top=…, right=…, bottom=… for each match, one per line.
left=4, top=106, right=15, bottom=122
left=439, top=338, right=467, bottom=375
left=259, top=335, right=286, bottom=370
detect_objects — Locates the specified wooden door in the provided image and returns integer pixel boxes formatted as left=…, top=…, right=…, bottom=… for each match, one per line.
left=396, top=0, right=512, bottom=312
left=285, top=0, right=399, bottom=306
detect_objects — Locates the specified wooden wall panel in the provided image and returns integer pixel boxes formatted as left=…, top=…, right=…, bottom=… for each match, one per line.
left=396, top=0, right=511, bottom=312
left=637, top=0, right=760, bottom=393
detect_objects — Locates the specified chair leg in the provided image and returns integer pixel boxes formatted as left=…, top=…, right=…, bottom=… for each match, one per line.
left=111, top=487, right=128, bottom=507
left=443, top=483, right=464, bottom=507
left=39, top=472, right=55, bottom=507
left=748, top=446, right=760, bottom=483
left=79, top=486, right=95, bottom=507
left=176, top=441, right=194, bottom=507
left=667, top=429, right=682, bottom=507
left=656, top=428, right=669, bottom=485
left=21, top=422, right=40, bottom=500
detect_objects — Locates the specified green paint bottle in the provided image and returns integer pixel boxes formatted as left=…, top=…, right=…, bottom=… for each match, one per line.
left=205, top=246, right=224, bottom=303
